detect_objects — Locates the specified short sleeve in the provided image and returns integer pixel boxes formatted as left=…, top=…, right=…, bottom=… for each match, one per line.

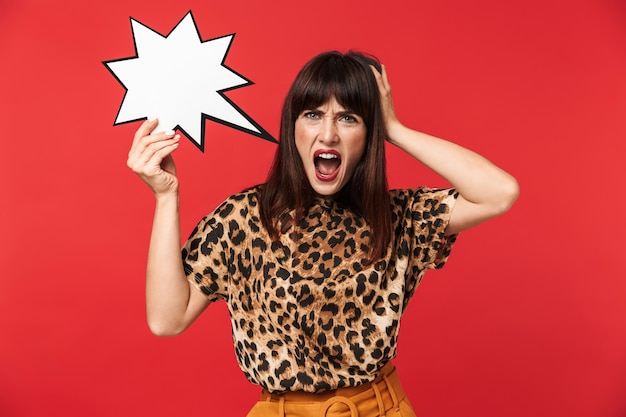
left=181, top=198, right=239, bottom=302
left=409, top=187, right=458, bottom=271
left=390, top=187, right=459, bottom=308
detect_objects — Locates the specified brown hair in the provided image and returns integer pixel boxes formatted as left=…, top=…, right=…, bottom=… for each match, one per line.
left=259, top=51, right=391, bottom=261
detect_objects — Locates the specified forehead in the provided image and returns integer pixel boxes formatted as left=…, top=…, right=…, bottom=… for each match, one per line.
left=308, top=96, right=354, bottom=113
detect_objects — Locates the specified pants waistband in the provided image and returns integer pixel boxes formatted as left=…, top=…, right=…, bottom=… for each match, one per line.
left=260, top=362, right=405, bottom=417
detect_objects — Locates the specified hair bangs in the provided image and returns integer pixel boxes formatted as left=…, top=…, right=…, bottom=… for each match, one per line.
left=291, top=54, right=377, bottom=127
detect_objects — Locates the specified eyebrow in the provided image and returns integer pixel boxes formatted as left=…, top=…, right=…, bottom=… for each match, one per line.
left=303, top=107, right=360, bottom=118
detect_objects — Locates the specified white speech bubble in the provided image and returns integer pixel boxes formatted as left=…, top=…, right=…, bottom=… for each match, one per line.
left=104, top=11, right=276, bottom=151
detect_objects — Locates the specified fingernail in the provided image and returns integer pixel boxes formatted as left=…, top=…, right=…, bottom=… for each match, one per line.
left=174, top=134, right=180, bottom=140
left=165, top=130, right=175, bottom=135
left=148, top=116, right=157, bottom=122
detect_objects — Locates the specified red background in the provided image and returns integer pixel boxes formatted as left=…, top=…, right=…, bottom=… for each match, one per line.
left=1, top=0, right=625, bottom=416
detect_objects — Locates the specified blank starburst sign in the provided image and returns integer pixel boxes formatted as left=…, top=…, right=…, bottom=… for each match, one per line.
left=104, top=11, right=276, bottom=151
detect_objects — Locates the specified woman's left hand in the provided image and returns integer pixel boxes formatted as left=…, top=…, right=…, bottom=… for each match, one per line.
left=369, top=63, right=519, bottom=235
left=371, top=64, right=402, bottom=142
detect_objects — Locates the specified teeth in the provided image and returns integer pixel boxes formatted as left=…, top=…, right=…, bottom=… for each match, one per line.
left=317, top=153, right=338, bottom=159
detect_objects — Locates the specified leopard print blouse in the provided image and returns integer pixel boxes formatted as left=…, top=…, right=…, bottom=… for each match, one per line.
left=182, top=186, right=458, bottom=393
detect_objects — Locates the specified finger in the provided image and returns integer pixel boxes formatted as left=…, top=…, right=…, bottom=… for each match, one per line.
left=128, top=134, right=180, bottom=172
left=136, top=134, right=180, bottom=168
left=370, top=64, right=383, bottom=83
left=143, top=140, right=180, bottom=175
left=369, top=64, right=381, bottom=76
left=129, top=128, right=177, bottom=159
left=132, top=117, right=158, bottom=142
left=371, top=65, right=390, bottom=98
left=129, top=121, right=155, bottom=157
left=379, top=64, right=391, bottom=92
left=129, top=117, right=164, bottom=156
left=130, top=142, right=177, bottom=178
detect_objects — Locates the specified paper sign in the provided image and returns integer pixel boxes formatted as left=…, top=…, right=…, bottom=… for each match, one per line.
left=104, top=11, right=276, bottom=151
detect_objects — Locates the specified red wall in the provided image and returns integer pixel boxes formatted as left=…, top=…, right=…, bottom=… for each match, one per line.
left=1, top=0, right=625, bottom=416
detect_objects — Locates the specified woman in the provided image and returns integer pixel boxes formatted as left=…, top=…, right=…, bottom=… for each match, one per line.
left=127, top=51, right=519, bottom=416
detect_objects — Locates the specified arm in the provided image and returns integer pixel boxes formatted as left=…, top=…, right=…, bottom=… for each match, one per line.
left=374, top=66, right=520, bottom=235
left=127, top=118, right=210, bottom=336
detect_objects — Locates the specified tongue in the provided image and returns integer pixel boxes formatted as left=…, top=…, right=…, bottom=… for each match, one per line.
left=316, top=158, right=341, bottom=175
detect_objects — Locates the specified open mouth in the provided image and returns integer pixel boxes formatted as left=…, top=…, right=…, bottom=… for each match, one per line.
left=314, top=150, right=341, bottom=181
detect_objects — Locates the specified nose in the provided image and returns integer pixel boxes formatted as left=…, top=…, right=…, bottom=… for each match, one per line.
left=317, top=117, right=339, bottom=144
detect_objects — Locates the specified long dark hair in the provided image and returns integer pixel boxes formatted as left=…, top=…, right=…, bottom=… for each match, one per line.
left=259, top=50, right=391, bottom=261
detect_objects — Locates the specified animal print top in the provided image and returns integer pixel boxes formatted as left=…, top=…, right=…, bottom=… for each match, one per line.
left=182, top=186, right=458, bottom=393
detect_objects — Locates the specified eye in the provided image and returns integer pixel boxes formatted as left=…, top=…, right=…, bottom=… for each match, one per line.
left=340, top=114, right=359, bottom=123
left=302, top=111, right=320, bottom=119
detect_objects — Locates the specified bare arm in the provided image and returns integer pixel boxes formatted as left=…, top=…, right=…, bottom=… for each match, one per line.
left=127, top=118, right=210, bottom=336
left=374, top=66, right=520, bottom=235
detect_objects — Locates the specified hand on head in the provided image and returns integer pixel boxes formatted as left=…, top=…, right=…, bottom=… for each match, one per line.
left=370, top=64, right=401, bottom=142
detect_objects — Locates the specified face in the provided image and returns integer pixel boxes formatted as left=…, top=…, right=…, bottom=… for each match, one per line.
left=295, top=96, right=367, bottom=197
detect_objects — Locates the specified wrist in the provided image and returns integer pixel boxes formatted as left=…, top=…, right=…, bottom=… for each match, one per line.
left=386, top=121, right=408, bottom=145
left=154, top=190, right=179, bottom=205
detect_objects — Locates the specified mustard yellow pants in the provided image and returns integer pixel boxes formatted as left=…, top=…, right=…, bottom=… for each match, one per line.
left=246, top=362, right=417, bottom=417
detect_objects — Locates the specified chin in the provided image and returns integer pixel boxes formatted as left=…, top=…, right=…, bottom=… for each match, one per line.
left=310, top=179, right=346, bottom=197
left=311, top=186, right=337, bottom=197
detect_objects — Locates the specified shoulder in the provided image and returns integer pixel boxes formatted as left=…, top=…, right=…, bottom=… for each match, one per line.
left=188, top=187, right=260, bottom=237
left=389, top=187, right=458, bottom=207
left=388, top=187, right=459, bottom=228
left=185, top=186, right=262, bottom=249
left=212, top=186, right=261, bottom=219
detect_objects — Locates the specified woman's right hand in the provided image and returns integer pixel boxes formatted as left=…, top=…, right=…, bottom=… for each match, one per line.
left=127, top=118, right=181, bottom=197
